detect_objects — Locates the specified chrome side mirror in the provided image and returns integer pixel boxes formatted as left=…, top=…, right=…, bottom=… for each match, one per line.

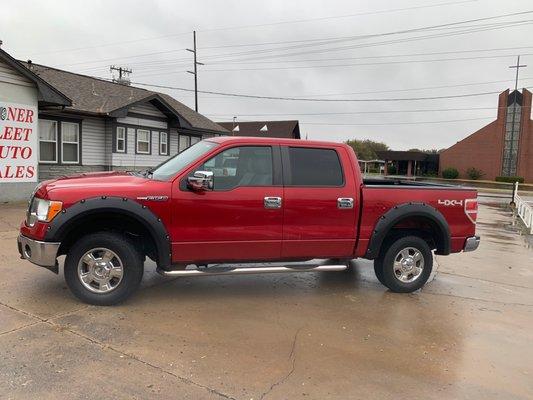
left=187, top=170, right=214, bottom=191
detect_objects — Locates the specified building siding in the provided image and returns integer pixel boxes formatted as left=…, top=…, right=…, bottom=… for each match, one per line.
left=111, top=127, right=179, bottom=169
left=0, top=60, right=33, bottom=87
left=440, top=89, right=533, bottom=182
left=116, top=116, right=168, bottom=129
left=129, top=103, right=166, bottom=118
left=81, top=116, right=107, bottom=165
left=0, top=60, right=40, bottom=202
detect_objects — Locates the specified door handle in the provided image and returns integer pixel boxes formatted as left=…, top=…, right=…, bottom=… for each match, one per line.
left=264, top=196, right=282, bottom=209
left=337, top=197, right=354, bottom=209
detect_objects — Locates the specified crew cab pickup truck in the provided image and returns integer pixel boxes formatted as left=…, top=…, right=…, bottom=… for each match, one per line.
left=18, top=137, right=480, bottom=305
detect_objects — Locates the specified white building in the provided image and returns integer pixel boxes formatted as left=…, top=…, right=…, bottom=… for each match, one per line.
left=0, top=48, right=228, bottom=201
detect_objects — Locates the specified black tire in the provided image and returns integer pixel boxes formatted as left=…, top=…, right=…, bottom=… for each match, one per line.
left=64, top=232, right=144, bottom=306
left=373, top=259, right=386, bottom=285
left=374, top=235, right=432, bottom=293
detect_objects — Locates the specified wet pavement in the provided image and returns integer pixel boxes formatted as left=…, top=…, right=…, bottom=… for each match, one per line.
left=0, top=202, right=532, bottom=399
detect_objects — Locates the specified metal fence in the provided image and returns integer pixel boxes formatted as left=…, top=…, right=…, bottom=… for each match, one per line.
left=513, top=182, right=533, bottom=234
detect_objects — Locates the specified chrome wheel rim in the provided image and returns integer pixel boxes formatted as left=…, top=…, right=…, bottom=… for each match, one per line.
left=77, top=248, right=124, bottom=293
left=393, top=247, right=424, bottom=283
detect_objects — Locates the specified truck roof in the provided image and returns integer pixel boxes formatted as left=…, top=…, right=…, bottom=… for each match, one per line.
left=206, top=135, right=346, bottom=148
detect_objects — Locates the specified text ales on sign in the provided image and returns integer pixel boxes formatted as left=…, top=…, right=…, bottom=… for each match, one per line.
left=0, top=103, right=38, bottom=182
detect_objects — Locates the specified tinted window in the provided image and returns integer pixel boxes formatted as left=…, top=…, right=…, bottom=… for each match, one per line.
left=287, top=147, right=343, bottom=186
left=196, top=146, right=273, bottom=190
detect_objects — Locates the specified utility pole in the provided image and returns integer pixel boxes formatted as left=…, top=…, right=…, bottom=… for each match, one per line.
left=187, top=31, right=204, bottom=112
left=505, top=55, right=528, bottom=176
left=110, top=65, right=132, bottom=85
left=232, top=116, right=237, bottom=135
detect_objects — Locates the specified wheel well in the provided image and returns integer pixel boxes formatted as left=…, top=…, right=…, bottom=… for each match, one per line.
left=381, top=216, right=443, bottom=254
left=57, top=212, right=158, bottom=263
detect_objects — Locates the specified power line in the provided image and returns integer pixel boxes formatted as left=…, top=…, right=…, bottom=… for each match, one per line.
left=81, top=42, right=533, bottom=74
left=130, top=80, right=505, bottom=102
left=198, top=19, right=516, bottom=51
left=297, top=117, right=492, bottom=126
left=190, top=12, right=533, bottom=63
left=21, top=0, right=477, bottom=56
left=131, top=21, right=533, bottom=78
left=60, top=13, right=533, bottom=72
left=69, top=20, right=526, bottom=73
left=205, top=45, right=533, bottom=66
left=214, top=117, right=494, bottom=126
left=205, top=106, right=510, bottom=117
left=198, top=0, right=478, bottom=33
left=197, top=52, right=533, bottom=73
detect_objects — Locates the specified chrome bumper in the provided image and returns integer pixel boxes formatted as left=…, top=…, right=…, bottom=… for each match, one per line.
left=463, top=235, right=480, bottom=252
left=17, top=235, right=60, bottom=268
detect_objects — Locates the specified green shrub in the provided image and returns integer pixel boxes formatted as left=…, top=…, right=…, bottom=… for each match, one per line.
left=387, top=165, right=397, bottom=175
left=495, top=176, right=524, bottom=183
left=466, top=167, right=484, bottom=180
left=442, top=167, right=459, bottom=179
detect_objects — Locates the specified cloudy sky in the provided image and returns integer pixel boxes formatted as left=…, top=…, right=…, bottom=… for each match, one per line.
left=2, top=0, right=532, bottom=149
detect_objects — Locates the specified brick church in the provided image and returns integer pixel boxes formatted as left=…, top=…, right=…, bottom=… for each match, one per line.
left=440, top=88, right=533, bottom=183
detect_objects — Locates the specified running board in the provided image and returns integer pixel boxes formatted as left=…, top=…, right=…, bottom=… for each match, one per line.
left=157, top=264, right=348, bottom=277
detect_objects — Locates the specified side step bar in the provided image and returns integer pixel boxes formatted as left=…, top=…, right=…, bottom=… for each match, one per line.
left=157, top=264, right=348, bottom=277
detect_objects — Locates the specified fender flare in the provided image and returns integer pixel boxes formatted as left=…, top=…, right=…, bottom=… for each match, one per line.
left=364, top=202, right=451, bottom=259
left=44, top=196, right=171, bottom=268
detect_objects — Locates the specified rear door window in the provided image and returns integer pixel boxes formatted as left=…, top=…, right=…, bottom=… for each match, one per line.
left=286, top=147, right=344, bottom=186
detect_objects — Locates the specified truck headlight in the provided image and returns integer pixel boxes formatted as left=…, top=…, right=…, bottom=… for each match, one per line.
left=26, top=197, right=63, bottom=227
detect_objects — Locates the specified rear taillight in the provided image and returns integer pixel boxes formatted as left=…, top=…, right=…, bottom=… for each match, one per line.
left=464, top=198, right=478, bottom=224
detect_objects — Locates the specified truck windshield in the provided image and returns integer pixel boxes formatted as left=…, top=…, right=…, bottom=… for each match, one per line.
left=151, top=141, right=218, bottom=181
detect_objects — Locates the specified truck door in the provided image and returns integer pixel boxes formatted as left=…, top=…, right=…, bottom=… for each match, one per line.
left=281, top=145, right=358, bottom=258
left=171, top=145, right=283, bottom=263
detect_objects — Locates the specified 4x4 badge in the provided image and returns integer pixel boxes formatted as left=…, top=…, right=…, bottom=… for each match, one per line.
left=438, top=199, right=463, bottom=206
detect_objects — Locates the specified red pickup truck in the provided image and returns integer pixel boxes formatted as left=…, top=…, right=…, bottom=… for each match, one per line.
left=18, top=137, right=479, bottom=305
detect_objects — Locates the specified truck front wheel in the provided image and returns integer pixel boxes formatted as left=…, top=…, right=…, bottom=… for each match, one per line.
left=64, top=232, right=144, bottom=306
left=374, top=235, right=433, bottom=293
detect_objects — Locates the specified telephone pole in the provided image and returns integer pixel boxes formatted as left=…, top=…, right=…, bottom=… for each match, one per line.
left=110, top=65, right=132, bottom=85
left=187, top=31, right=204, bottom=112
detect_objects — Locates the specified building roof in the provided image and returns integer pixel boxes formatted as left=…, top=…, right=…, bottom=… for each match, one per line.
left=22, top=62, right=227, bottom=133
left=376, top=150, right=437, bottom=162
left=0, top=48, right=71, bottom=107
left=216, top=120, right=300, bottom=139
left=207, top=135, right=341, bottom=147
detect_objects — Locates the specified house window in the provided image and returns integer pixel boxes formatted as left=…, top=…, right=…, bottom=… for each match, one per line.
left=136, top=129, right=151, bottom=154
left=178, top=134, right=190, bottom=152
left=39, top=120, right=58, bottom=163
left=159, top=131, right=168, bottom=155
left=116, top=126, right=126, bottom=153
left=178, top=134, right=202, bottom=152
left=61, top=122, right=80, bottom=163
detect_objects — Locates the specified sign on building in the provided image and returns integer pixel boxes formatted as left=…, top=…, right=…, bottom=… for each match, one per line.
left=0, top=102, right=38, bottom=182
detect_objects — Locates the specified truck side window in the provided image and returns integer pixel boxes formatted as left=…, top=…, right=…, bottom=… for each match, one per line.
left=196, top=146, right=273, bottom=190
left=287, top=147, right=344, bottom=186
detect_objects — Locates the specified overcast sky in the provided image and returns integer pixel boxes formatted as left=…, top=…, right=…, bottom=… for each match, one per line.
left=2, top=0, right=532, bottom=149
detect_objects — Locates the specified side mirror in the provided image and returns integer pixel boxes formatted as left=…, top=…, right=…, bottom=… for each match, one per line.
left=187, top=171, right=214, bottom=191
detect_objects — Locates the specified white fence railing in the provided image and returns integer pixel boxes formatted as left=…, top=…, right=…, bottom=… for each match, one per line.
left=513, top=182, right=533, bottom=234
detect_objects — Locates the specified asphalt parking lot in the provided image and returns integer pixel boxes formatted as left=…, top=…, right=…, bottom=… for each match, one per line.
left=1, top=201, right=532, bottom=400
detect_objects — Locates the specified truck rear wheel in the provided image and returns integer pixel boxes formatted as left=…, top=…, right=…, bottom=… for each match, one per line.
left=64, top=232, right=144, bottom=306
left=374, top=235, right=432, bottom=293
